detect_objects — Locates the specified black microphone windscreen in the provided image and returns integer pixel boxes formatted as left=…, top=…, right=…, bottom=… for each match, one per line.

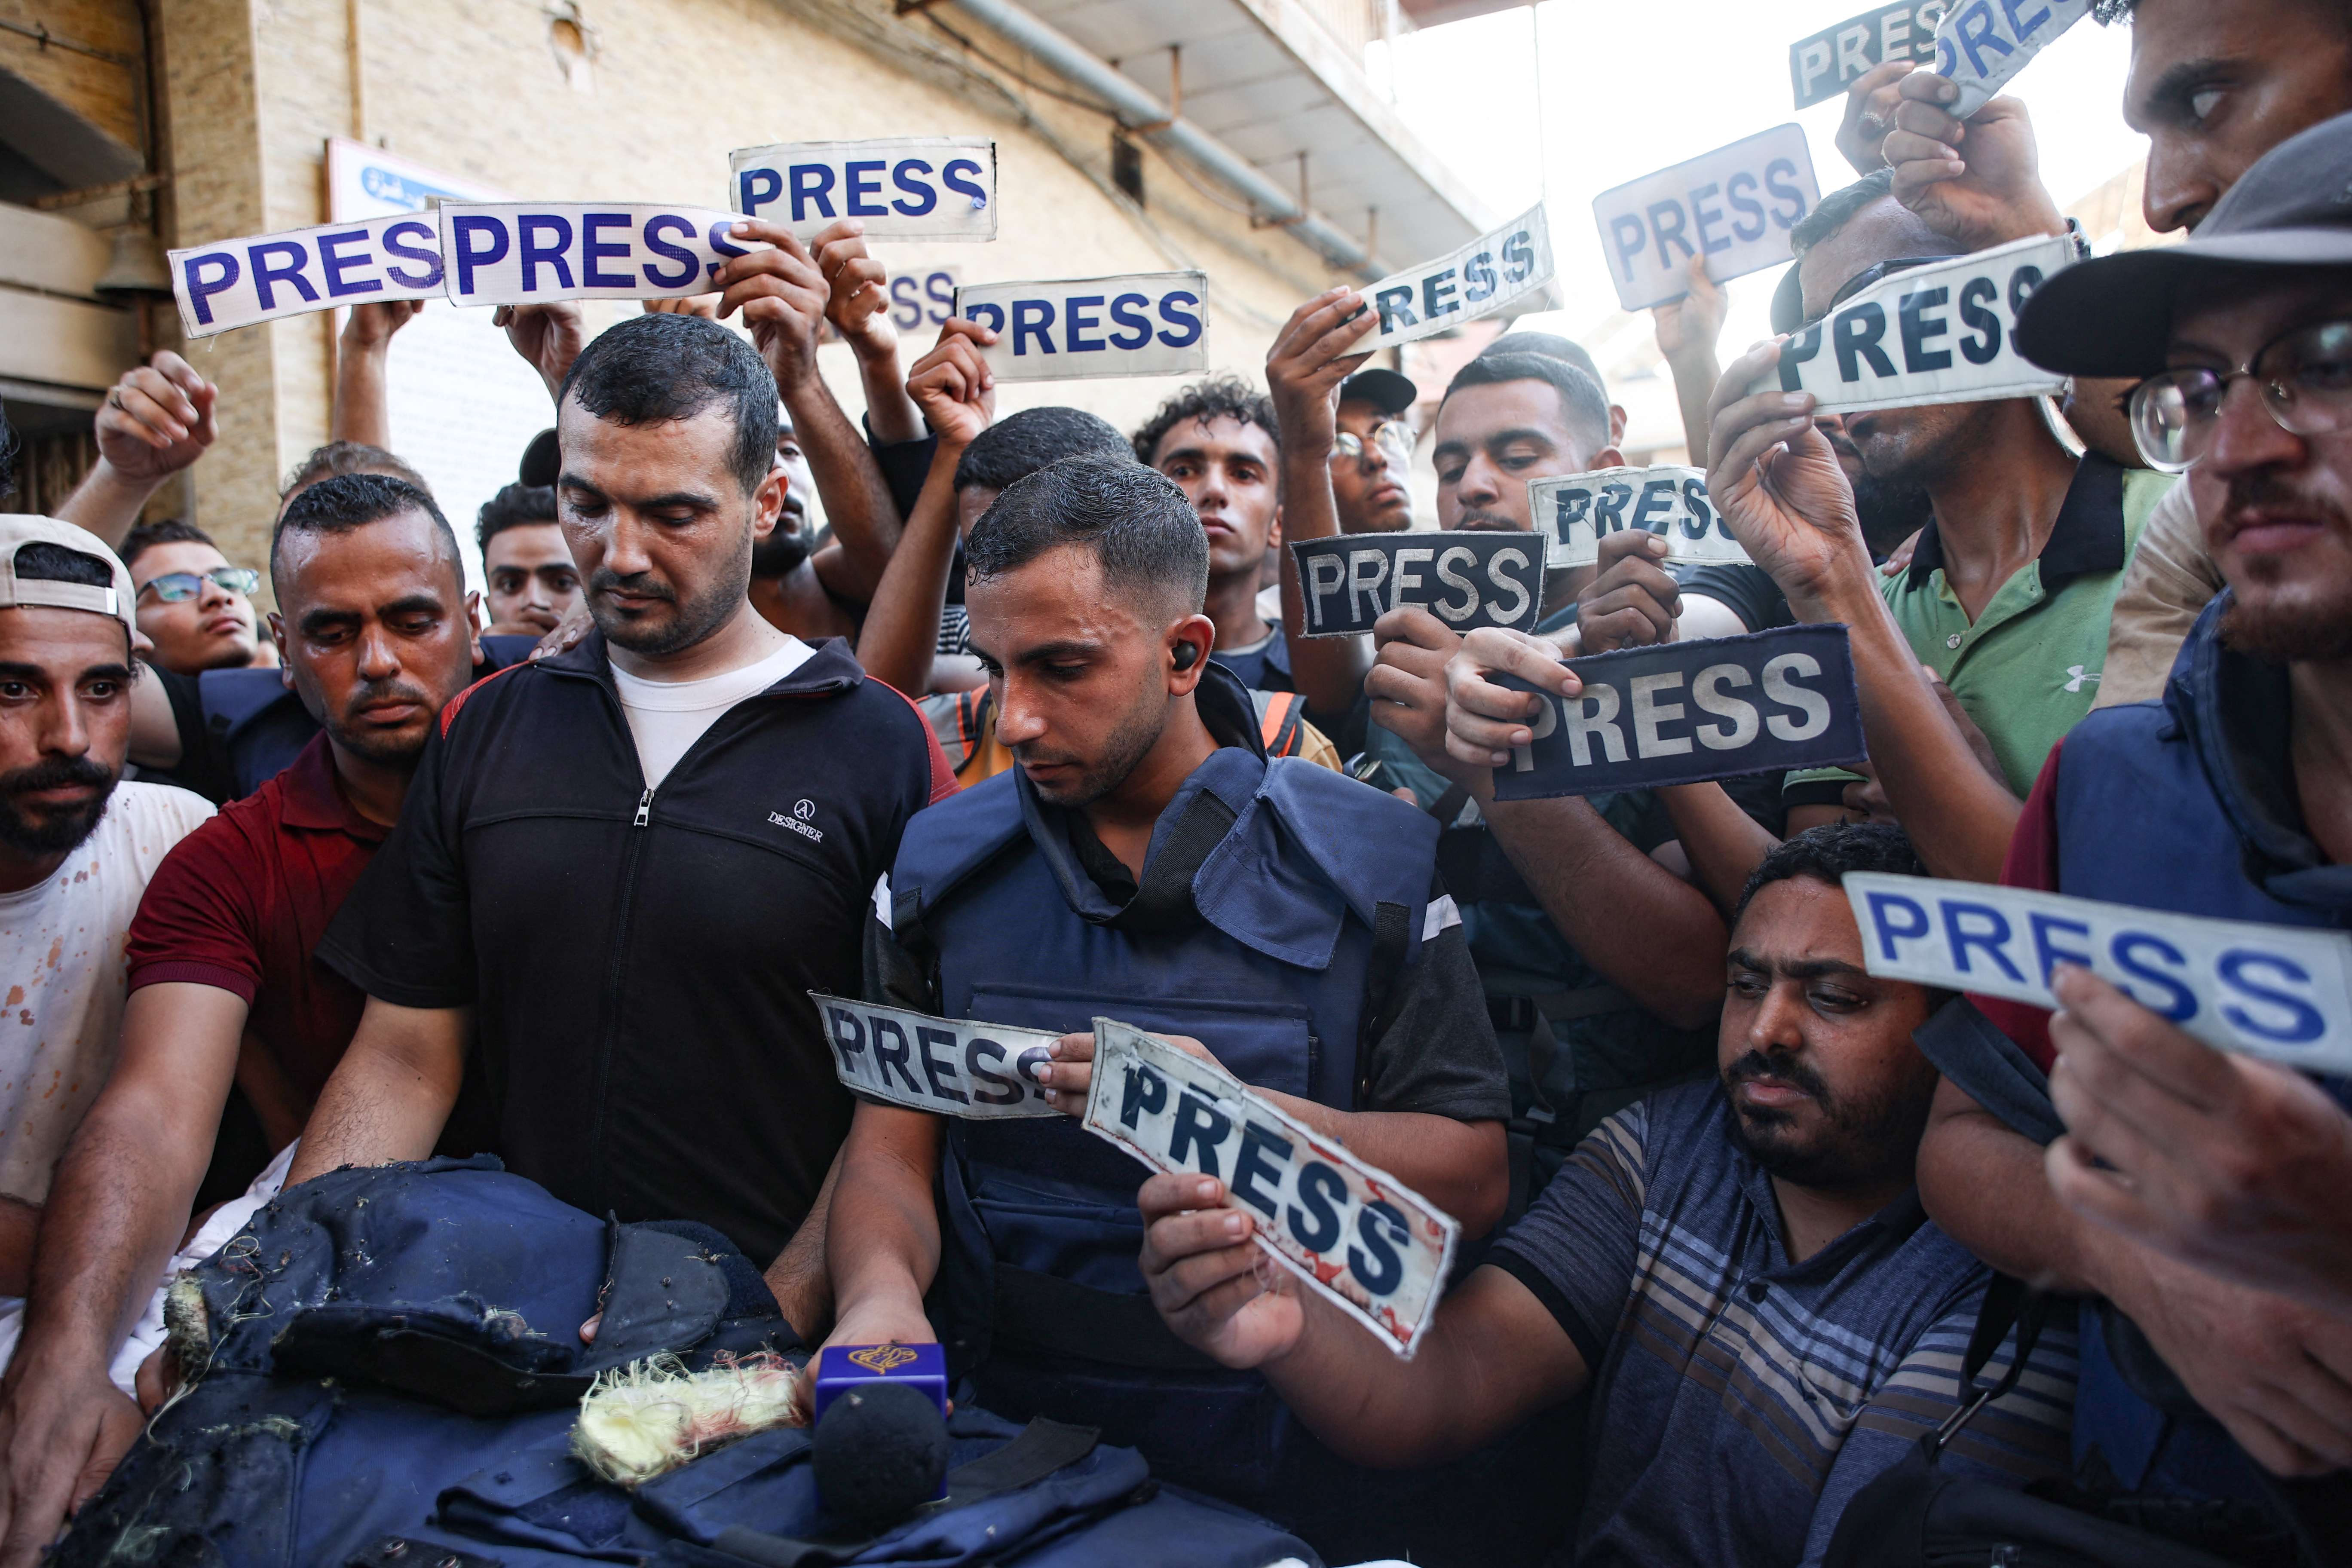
left=812, top=1379, right=949, bottom=1529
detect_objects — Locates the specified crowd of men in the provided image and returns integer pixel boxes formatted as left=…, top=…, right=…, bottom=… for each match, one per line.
left=0, top=0, right=2344, bottom=1561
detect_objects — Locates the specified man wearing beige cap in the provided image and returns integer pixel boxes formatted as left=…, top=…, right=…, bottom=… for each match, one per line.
left=0, top=518, right=212, bottom=1312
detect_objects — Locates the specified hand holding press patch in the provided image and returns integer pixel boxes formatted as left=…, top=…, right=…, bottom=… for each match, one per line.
left=713, top=219, right=832, bottom=392
left=904, top=317, right=998, bottom=450
left=1834, top=59, right=1916, bottom=175
left=1442, top=626, right=1583, bottom=772
left=2047, top=964, right=2352, bottom=1322
left=1703, top=342, right=1870, bottom=612
left=1885, top=77, right=2066, bottom=253
left=1138, top=1173, right=1307, bottom=1372
left=1038, top=1031, right=1219, bottom=1114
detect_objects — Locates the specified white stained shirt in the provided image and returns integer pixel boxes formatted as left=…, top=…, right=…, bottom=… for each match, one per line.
left=0, top=781, right=214, bottom=1204
left=610, top=634, right=815, bottom=790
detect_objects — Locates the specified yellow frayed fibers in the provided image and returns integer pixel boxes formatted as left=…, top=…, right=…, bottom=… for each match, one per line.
left=571, top=1351, right=805, bottom=1486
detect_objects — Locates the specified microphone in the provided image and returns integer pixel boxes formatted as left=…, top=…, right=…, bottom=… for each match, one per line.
left=813, top=1379, right=950, bottom=1529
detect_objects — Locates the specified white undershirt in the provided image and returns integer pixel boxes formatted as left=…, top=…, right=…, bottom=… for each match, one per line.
left=610, top=635, right=814, bottom=789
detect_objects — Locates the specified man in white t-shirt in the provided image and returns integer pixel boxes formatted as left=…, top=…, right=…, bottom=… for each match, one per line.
left=0, top=517, right=213, bottom=1298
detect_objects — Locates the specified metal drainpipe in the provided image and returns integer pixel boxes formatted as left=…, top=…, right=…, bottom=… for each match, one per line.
left=944, top=0, right=1382, bottom=276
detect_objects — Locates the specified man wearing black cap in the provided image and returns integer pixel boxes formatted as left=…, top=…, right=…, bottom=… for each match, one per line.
left=1328, top=367, right=1419, bottom=537
left=1920, top=112, right=2352, bottom=1532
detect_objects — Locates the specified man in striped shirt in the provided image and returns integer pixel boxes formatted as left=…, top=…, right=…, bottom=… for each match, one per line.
left=1140, top=822, right=2076, bottom=1565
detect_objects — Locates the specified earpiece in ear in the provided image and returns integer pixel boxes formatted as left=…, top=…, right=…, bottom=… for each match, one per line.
left=1172, top=642, right=1200, bottom=672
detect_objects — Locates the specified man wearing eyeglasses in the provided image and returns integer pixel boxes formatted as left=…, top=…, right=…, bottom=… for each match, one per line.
left=117, top=521, right=266, bottom=678
left=1898, top=110, right=2352, bottom=1537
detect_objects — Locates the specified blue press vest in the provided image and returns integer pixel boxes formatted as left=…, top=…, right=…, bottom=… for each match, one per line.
left=886, top=701, right=1438, bottom=1501
left=2049, top=595, right=2351, bottom=1507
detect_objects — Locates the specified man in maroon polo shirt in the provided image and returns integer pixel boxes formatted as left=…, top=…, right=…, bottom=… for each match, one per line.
left=0, top=473, right=482, bottom=1538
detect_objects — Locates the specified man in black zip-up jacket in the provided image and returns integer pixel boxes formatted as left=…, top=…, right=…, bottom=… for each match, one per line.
left=291, top=309, right=954, bottom=1336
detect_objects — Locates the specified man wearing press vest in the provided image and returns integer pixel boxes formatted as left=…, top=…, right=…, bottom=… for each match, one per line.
left=823, top=455, right=1507, bottom=1542
left=1914, top=112, right=2352, bottom=1545
left=282, top=313, right=955, bottom=1331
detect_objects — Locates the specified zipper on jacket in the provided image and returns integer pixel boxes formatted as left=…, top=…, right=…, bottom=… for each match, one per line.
left=633, top=787, right=652, bottom=827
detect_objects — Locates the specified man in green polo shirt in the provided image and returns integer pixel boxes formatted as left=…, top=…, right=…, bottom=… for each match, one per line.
left=1713, top=171, right=2174, bottom=882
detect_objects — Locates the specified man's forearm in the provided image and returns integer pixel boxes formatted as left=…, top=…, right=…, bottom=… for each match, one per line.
left=1276, top=449, right=1372, bottom=716
left=53, top=463, right=161, bottom=551
left=1917, top=1083, right=2101, bottom=1294
left=854, top=344, right=921, bottom=447
left=850, top=438, right=966, bottom=696
left=1485, top=799, right=1727, bottom=1029
left=1250, top=1105, right=1504, bottom=1236
left=285, top=1003, right=471, bottom=1185
left=764, top=1147, right=844, bottom=1341
left=1257, top=1267, right=1581, bottom=1468
left=825, top=1113, right=945, bottom=1335
left=1655, top=782, right=1781, bottom=915
left=332, top=343, right=392, bottom=448
left=12, top=1105, right=205, bottom=1375
left=788, top=376, right=903, bottom=601
left=0, top=1196, right=36, bottom=1300
left=1665, top=349, right=1722, bottom=467
left=10, top=983, right=245, bottom=1377
left=1797, top=567, right=2020, bottom=880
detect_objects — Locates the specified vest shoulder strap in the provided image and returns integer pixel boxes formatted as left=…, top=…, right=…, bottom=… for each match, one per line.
left=1259, top=758, right=1438, bottom=928
left=1250, top=689, right=1308, bottom=757
left=1191, top=760, right=1437, bottom=972
left=891, top=769, right=1026, bottom=922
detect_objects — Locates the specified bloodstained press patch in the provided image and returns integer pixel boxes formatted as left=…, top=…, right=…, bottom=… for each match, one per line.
left=1082, top=1018, right=1458, bottom=1357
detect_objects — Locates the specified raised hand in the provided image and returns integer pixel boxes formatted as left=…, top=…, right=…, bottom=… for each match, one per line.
left=1139, top=1174, right=1306, bottom=1370
left=93, top=352, right=217, bottom=486
left=2048, top=965, right=2352, bottom=1319
left=707, top=219, right=829, bottom=394
left=1651, top=253, right=1727, bottom=367
left=494, top=301, right=588, bottom=401
left=1834, top=58, right=1916, bottom=175
left=1703, top=341, right=1868, bottom=608
left=904, top=318, right=998, bottom=450
left=1442, top=625, right=1584, bottom=772
left=808, top=219, right=893, bottom=358
left=340, top=299, right=425, bottom=351
left=1885, top=76, right=2066, bottom=251
left=1576, top=530, right=1680, bottom=653
left=1265, top=287, right=1376, bottom=451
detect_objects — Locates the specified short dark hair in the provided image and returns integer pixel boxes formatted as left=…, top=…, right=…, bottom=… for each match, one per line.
left=1440, top=352, right=1611, bottom=453
left=477, top=482, right=559, bottom=551
left=14, top=542, right=117, bottom=589
left=280, top=440, right=430, bottom=500
left=1792, top=168, right=1898, bottom=257
left=1481, top=331, right=1611, bottom=403
left=1131, top=375, right=1280, bottom=467
left=273, top=473, right=461, bottom=591
left=1734, top=821, right=1927, bottom=922
left=956, top=407, right=1131, bottom=493
left=120, top=518, right=217, bottom=578
left=2094, top=0, right=2351, bottom=21
left=558, top=313, right=778, bottom=496
left=965, top=454, right=1208, bottom=617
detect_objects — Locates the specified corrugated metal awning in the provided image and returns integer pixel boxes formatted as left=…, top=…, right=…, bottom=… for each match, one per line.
left=1011, top=0, right=1497, bottom=271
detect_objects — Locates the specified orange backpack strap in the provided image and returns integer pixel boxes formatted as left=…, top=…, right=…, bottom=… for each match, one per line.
left=1250, top=689, right=1308, bottom=757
